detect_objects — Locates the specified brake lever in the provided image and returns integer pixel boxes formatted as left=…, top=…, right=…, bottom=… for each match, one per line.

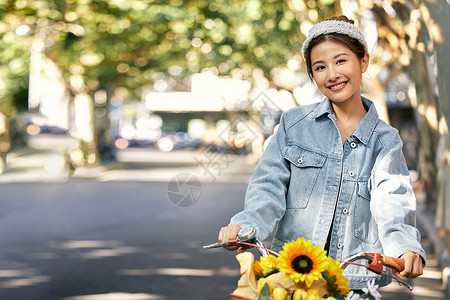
left=379, top=268, right=413, bottom=291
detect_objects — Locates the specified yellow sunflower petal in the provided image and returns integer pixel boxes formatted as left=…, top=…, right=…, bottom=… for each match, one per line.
left=253, top=255, right=280, bottom=278
left=278, top=238, right=329, bottom=287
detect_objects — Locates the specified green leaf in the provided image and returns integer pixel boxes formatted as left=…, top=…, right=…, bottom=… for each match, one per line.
left=258, top=283, right=270, bottom=300
left=322, top=270, right=339, bottom=296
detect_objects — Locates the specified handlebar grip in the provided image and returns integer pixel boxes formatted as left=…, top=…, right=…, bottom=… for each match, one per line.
left=382, top=255, right=405, bottom=272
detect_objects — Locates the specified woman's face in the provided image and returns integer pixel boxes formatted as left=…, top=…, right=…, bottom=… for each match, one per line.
left=310, top=40, right=369, bottom=106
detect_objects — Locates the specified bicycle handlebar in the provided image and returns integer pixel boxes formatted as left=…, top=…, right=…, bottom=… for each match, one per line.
left=202, top=226, right=270, bottom=257
left=204, top=228, right=413, bottom=291
left=382, top=254, right=405, bottom=272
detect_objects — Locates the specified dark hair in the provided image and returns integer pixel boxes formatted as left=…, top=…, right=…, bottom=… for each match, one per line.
left=305, top=16, right=367, bottom=79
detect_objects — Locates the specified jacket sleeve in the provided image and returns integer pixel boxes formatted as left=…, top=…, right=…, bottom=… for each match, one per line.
left=369, top=130, right=426, bottom=263
left=230, top=113, right=290, bottom=241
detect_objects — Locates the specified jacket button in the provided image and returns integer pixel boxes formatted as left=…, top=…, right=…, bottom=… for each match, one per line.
left=343, top=208, right=348, bottom=214
left=337, top=243, right=343, bottom=249
left=298, top=157, right=303, bottom=164
left=350, top=142, right=356, bottom=148
left=349, top=171, right=355, bottom=176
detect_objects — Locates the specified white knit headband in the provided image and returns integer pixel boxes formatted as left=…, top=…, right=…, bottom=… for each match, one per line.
left=301, top=20, right=368, bottom=60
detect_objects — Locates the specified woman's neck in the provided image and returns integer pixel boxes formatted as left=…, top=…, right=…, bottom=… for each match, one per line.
left=331, top=98, right=367, bottom=144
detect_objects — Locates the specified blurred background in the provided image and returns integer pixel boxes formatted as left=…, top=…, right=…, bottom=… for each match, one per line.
left=0, top=0, right=449, bottom=299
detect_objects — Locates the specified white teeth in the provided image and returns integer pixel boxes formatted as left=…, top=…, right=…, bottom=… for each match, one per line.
left=330, top=82, right=345, bottom=89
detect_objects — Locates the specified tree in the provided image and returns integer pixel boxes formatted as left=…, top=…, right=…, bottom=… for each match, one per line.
left=363, top=0, right=449, bottom=208
left=1, top=0, right=447, bottom=184
left=0, top=0, right=340, bottom=164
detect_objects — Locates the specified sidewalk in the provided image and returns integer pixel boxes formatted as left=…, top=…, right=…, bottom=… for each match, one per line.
left=0, top=135, right=80, bottom=183
left=0, top=147, right=258, bottom=184
left=414, top=204, right=449, bottom=299
left=0, top=147, right=72, bottom=183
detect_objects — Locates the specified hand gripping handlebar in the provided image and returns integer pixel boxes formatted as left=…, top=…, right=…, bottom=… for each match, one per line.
left=340, top=252, right=413, bottom=291
left=203, top=226, right=270, bottom=258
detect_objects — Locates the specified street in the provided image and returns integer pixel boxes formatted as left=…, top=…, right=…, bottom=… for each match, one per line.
left=0, top=179, right=247, bottom=300
left=0, top=151, right=446, bottom=300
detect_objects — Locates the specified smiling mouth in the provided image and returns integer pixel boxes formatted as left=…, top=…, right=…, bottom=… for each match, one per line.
left=328, top=81, right=348, bottom=91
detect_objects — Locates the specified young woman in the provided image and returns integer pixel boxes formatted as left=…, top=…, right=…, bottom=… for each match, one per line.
left=218, top=16, right=425, bottom=290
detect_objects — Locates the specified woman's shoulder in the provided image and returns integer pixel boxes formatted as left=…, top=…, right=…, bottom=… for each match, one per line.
left=374, top=117, right=398, bottom=133
left=281, top=102, right=321, bottom=128
left=372, top=118, right=403, bottom=148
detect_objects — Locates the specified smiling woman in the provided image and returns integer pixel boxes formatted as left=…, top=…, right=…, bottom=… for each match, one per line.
left=218, top=15, right=426, bottom=293
left=309, top=41, right=369, bottom=143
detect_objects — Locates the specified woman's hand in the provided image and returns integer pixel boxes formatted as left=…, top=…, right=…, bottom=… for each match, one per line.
left=218, top=224, right=249, bottom=253
left=395, top=251, right=423, bottom=279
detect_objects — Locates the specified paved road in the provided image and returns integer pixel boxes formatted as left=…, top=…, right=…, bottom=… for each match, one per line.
left=0, top=180, right=249, bottom=300
left=0, top=150, right=447, bottom=299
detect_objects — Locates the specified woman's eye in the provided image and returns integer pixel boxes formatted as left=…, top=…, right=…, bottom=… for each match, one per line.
left=337, top=59, right=346, bottom=64
left=315, top=65, right=325, bottom=71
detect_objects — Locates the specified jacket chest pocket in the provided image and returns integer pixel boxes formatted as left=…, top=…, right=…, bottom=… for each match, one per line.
left=282, top=145, right=326, bottom=209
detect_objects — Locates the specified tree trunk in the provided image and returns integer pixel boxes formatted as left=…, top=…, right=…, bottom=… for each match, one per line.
left=407, top=36, right=440, bottom=209
left=420, top=0, right=450, bottom=127
left=363, top=66, right=390, bottom=124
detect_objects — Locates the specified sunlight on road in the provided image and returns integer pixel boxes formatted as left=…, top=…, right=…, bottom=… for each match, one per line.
left=380, top=269, right=446, bottom=299
left=57, top=240, right=121, bottom=249
left=61, top=292, right=165, bottom=300
left=421, top=268, right=443, bottom=280
left=0, top=275, right=50, bottom=288
left=119, top=267, right=239, bottom=277
left=410, top=286, right=445, bottom=298
left=55, top=240, right=145, bottom=259
left=0, top=268, right=50, bottom=288
left=79, top=246, right=144, bottom=259
left=121, top=268, right=214, bottom=276
left=0, top=269, right=36, bottom=278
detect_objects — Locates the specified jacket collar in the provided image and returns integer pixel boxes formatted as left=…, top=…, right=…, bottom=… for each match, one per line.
left=314, top=97, right=379, bottom=145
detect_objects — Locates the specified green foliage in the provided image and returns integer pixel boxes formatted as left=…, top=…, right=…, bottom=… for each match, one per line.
left=322, top=270, right=339, bottom=296
left=258, top=282, right=270, bottom=300
left=0, top=0, right=339, bottom=112
left=255, top=266, right=279, bottom=280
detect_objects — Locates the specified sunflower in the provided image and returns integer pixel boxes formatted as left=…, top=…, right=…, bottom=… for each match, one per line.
left=322, top=257, right=351, bottom=296
left=253, top=254, right=280, bottom=279
left=278, top=237, right=329, bottom=287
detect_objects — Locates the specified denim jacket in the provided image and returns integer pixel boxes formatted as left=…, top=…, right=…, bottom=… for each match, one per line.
left=230, top=97, right=426, bottom=289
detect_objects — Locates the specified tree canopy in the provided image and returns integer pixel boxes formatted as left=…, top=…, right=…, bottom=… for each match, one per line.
left=1, top=0, right=341, bottom=111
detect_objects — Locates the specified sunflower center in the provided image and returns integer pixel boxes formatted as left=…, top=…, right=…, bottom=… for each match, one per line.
left=292, top=255, right=314, bottom=273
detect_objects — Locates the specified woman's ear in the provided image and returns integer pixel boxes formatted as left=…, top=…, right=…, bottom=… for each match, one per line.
left=361, top=52, right=370, bottom=73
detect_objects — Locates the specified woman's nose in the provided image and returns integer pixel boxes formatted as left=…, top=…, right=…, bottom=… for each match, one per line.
left=327, top=66, right=339, bottom=81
